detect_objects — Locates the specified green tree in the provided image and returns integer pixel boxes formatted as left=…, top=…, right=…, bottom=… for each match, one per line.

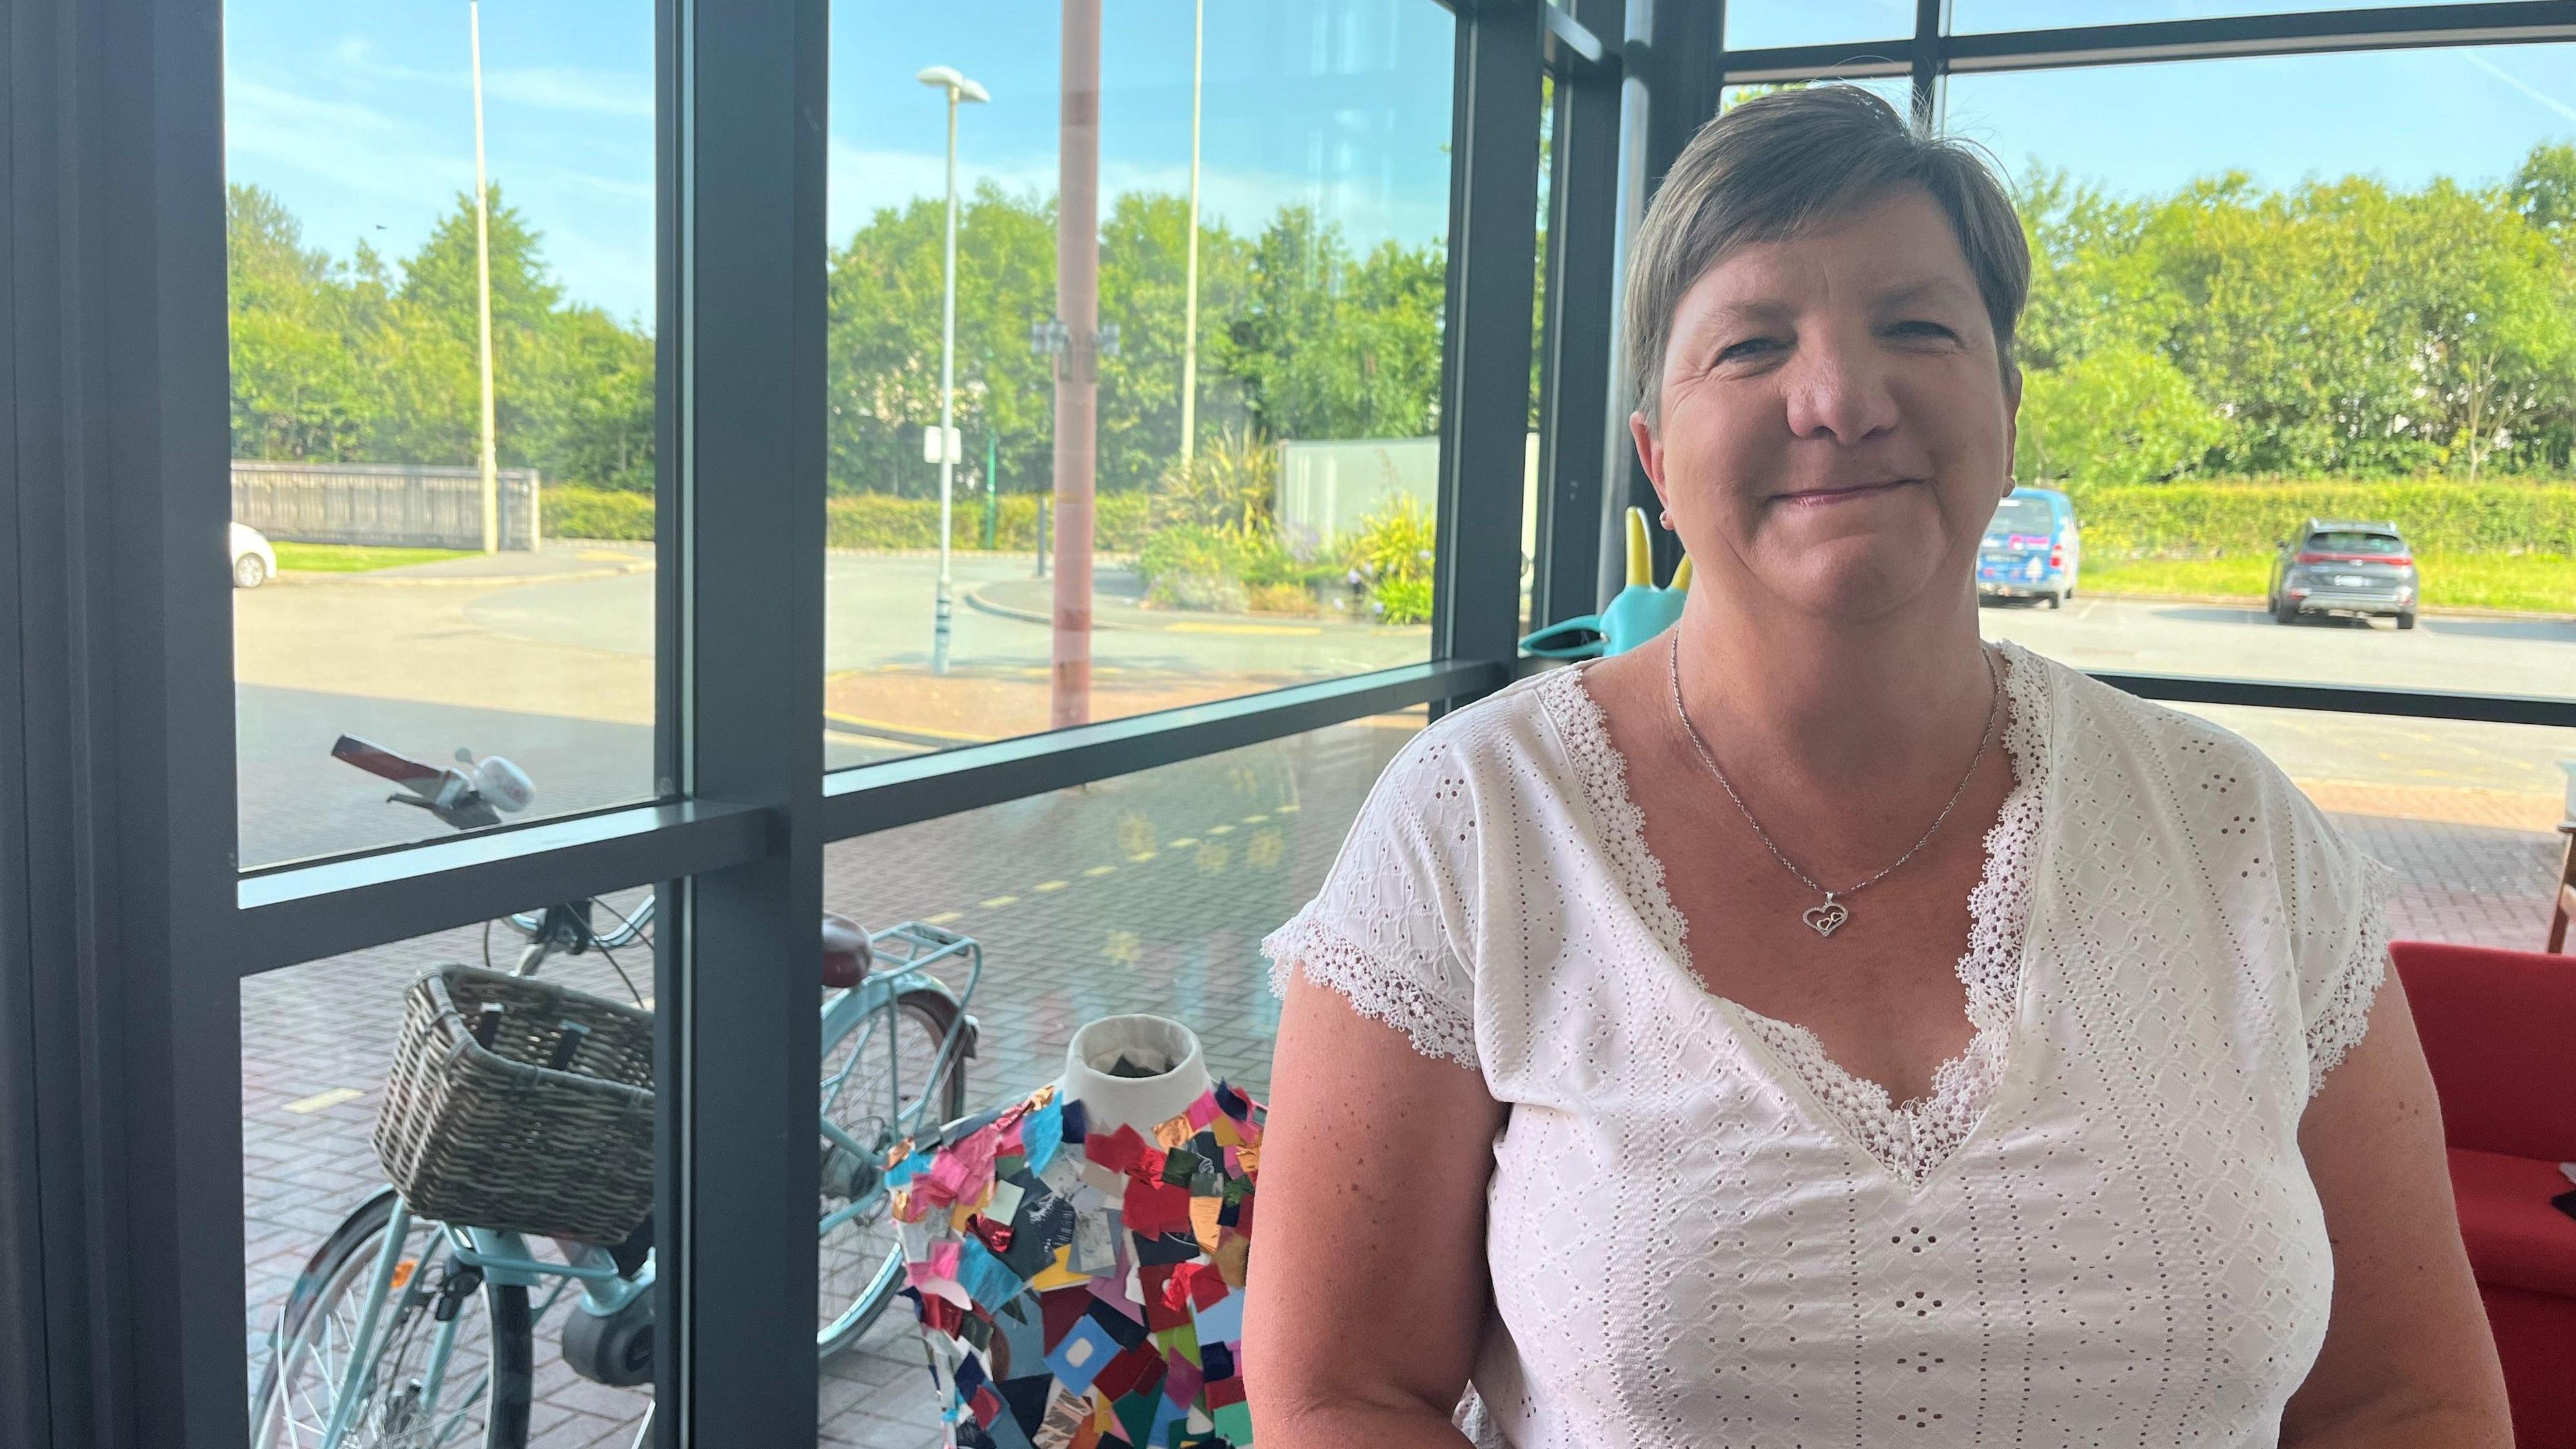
left=2015, top=345, right=2223, bottom=488
left=227, top=184, right=376, bottom=460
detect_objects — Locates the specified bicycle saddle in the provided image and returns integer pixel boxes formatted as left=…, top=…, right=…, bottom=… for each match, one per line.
left=820, top=912, right=873, bottom=989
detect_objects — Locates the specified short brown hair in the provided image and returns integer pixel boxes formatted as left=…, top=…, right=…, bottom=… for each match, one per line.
left=1625, top=85, right=2030, bottom=425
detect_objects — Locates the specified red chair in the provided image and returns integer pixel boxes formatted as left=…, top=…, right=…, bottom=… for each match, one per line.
left=2392, top=939, right=2576, bottom=1446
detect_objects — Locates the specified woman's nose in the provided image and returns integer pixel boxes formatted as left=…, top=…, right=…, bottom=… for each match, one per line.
left=1780, top=336, right=1900, bottom=444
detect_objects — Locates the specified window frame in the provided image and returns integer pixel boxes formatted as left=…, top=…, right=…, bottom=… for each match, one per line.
left=11, top=2, right=2576, bottom=1448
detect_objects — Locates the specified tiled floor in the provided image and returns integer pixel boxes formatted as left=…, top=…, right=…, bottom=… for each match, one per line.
left=241, top=714, right=2569, bottom=1449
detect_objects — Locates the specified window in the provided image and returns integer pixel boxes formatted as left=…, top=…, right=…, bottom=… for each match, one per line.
left=225, top=1, right=663, bottom=867
left=1942, top=44, right=2576, bottom=696
left=820, top=0, right=1458, bottom=773
left=814, top=714, right=1419, bottom=1443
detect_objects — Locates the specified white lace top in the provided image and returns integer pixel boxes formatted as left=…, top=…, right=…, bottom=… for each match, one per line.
left=1262, top=642, right=2396, bottom=1449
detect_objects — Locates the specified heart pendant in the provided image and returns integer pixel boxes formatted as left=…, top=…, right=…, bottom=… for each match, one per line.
left=1803, top=900, right=1849, bottom=938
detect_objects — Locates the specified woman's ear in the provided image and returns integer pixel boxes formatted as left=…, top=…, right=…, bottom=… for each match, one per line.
left=2001, top=362, right=2023, bottom=499
left=1629, top=411, right=1668, bottom=508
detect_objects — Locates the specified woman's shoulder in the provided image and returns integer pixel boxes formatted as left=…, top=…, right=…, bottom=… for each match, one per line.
left=1364, top=666, right=1585, bottom=814
left=2029, top=645, right=2328, bottom=847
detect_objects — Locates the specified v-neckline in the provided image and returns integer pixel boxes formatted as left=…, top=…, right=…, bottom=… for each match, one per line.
left=1534, top=641, right=2055, bottom=1187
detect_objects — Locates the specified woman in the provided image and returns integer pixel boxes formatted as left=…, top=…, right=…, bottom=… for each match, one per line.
left=1242, top=87, right=2508, bottom=1448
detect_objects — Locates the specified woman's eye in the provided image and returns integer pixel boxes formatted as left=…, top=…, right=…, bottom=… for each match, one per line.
left=1890, top=319, right=1957, bottom=341
left=1716, top=337, right=1778, bottom=363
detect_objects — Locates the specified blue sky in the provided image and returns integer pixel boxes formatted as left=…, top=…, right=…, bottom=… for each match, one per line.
left=224, top=3, right=2573, bottom=325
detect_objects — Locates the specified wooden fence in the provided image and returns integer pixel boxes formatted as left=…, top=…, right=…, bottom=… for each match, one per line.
left=231, top=460, right=541, bottom=551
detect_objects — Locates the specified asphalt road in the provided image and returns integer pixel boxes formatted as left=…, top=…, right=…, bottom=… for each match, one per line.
left=233, top=557, right=2574, bottom=866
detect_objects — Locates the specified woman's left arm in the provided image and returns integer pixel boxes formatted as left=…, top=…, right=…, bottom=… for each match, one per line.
left=2281, top=967, right=2512, bottom=1447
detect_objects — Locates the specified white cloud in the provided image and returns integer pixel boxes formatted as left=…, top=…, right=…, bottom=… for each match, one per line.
left=322, top=36, right=651, bottom=119
left=226, top=77, right=476, bottom=205
left=483, top=66, right=653, bottom=119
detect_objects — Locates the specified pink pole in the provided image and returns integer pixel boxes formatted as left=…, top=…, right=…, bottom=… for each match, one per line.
left=1051, top=0, right=1101, bottom=729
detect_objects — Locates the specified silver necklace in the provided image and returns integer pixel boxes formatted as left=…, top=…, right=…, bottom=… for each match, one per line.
left=1668, top=629, right=2002, bottom=939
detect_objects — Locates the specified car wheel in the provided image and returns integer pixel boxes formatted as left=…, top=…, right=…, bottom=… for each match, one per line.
left=2046, top=590, right=2065, bottom=610
left=2396, top=610, right=2416, bottom=631
left=2273, top=597, right=2298, bottom=625
left=233, top=553, right=268, bottom=589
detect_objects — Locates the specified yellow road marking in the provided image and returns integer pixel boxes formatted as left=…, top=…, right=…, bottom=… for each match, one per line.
left=1168, top=838, right=1199, bottom=849
left=1083, top=865, right=1117, bottom=877
left=1275, top=804, right=1301, bottom=814
left=1034, top=880, right=1070, bottom=894
left=1242, top=814, right=1270, bottom=824
left=924, top=911, right=962, bottom=926
left=1166, top=622, right=1322, bottom=637
left=1205, top=824, right=1234, bottom=836
left=979, top=895, right=1020, bottom=909
left=1128, top=851, right=1159, bottom=863
left=284, top=1087, right=362, bottom=1115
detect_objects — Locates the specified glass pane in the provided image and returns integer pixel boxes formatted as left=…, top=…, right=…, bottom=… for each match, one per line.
left=812, top=712, right=1422, bottom=1444
left=1953, top=0, right=2435, bottom=34
left=1943, top=45, right=2576, bottom=696
left=821, top=1, right=1456, bottom=774
left=226, top=2, right=661, bottom=867
left=243, top=894, right=661, bottom=1448
left=1725, top=0, right=1915, bottom=51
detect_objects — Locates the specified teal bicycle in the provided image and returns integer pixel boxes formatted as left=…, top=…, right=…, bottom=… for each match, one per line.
left=248, top=740, right=980, bottom=1448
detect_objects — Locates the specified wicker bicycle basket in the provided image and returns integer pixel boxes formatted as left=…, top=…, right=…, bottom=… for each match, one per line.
left=372, top=965, right=655, bottom=1243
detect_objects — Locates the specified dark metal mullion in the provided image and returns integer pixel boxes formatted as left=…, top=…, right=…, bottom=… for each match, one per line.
left=1911, top=0, right=1946, bottom=126
left=1429, top=0, right=1546, bottom=698
left=1611, top=0, right=1725, bottom=596
left=0, top=0, right=57, bottom=1433
left=671, top=0, right=828, bottom=1439
left=229, top=800, right=769, bottom=976
left=820, top=659, right=1503, bottom=841
left=1529, top=0, right=1623, bottom=631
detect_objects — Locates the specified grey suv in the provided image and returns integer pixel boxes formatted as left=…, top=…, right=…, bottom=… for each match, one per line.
left=2267, top=519, right=2420, bottom=629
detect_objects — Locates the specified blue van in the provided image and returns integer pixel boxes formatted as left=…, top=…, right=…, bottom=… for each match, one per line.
left=1977, top=486, right=2081, bottom=608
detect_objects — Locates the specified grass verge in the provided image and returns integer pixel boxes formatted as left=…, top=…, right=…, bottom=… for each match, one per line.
left=274, top=542, right=478, bottom=574
left=2079, top=553, right=2574, bottom=614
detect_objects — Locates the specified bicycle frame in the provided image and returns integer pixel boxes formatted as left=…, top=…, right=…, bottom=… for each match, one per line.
left=299, top=916, right=981, bottom=1449
left=817, top=921, right=982, bottom=1229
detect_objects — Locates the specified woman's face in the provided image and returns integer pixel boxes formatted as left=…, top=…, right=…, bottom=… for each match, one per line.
left=1633, top=186, right=2020, bottom=628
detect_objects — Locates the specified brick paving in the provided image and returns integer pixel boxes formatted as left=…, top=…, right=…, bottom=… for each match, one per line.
left=240, top=713, right=2571, bottom=1449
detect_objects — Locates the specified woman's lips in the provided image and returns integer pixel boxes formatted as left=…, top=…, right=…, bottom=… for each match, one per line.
left=1774, top=478, right=1916, bottom=507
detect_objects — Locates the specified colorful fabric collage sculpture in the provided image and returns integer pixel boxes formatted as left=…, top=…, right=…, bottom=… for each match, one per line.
left=885, top=1079, right=1266, bottom=1449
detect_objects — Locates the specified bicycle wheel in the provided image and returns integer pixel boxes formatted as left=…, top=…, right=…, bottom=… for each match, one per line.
left=252, top=1190, right=534, bottom=1449
left=817, top=986, right=968, bottom=1357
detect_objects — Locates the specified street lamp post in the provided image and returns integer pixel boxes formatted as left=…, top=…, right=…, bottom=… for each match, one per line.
left=470, top=0, right=500, bottom=554
left=918, top=65, right=989, bottom=677
left=1179, top=0, right=1204, bottom=474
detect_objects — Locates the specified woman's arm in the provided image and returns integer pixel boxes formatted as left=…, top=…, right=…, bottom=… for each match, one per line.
left=1244, top=967, right=1511, bottom=1448
left=2280, top=968, right=2512, bottom=1447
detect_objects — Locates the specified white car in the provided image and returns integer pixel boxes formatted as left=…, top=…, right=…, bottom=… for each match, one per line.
left=231, top=522, right=278, bottom=589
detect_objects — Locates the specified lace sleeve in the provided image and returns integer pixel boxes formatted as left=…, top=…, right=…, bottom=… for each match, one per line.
left=2270, top=779, right=2400, bottom=1101
left=1262, top=741, right=1480, bottom=1072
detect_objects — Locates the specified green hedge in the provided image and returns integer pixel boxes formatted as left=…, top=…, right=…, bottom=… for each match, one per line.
left=543, top=485, right=656, bottom=541
left=2076, top=479, right=2576, bottom=558
left=540, top=486, right=1149, bottom=552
